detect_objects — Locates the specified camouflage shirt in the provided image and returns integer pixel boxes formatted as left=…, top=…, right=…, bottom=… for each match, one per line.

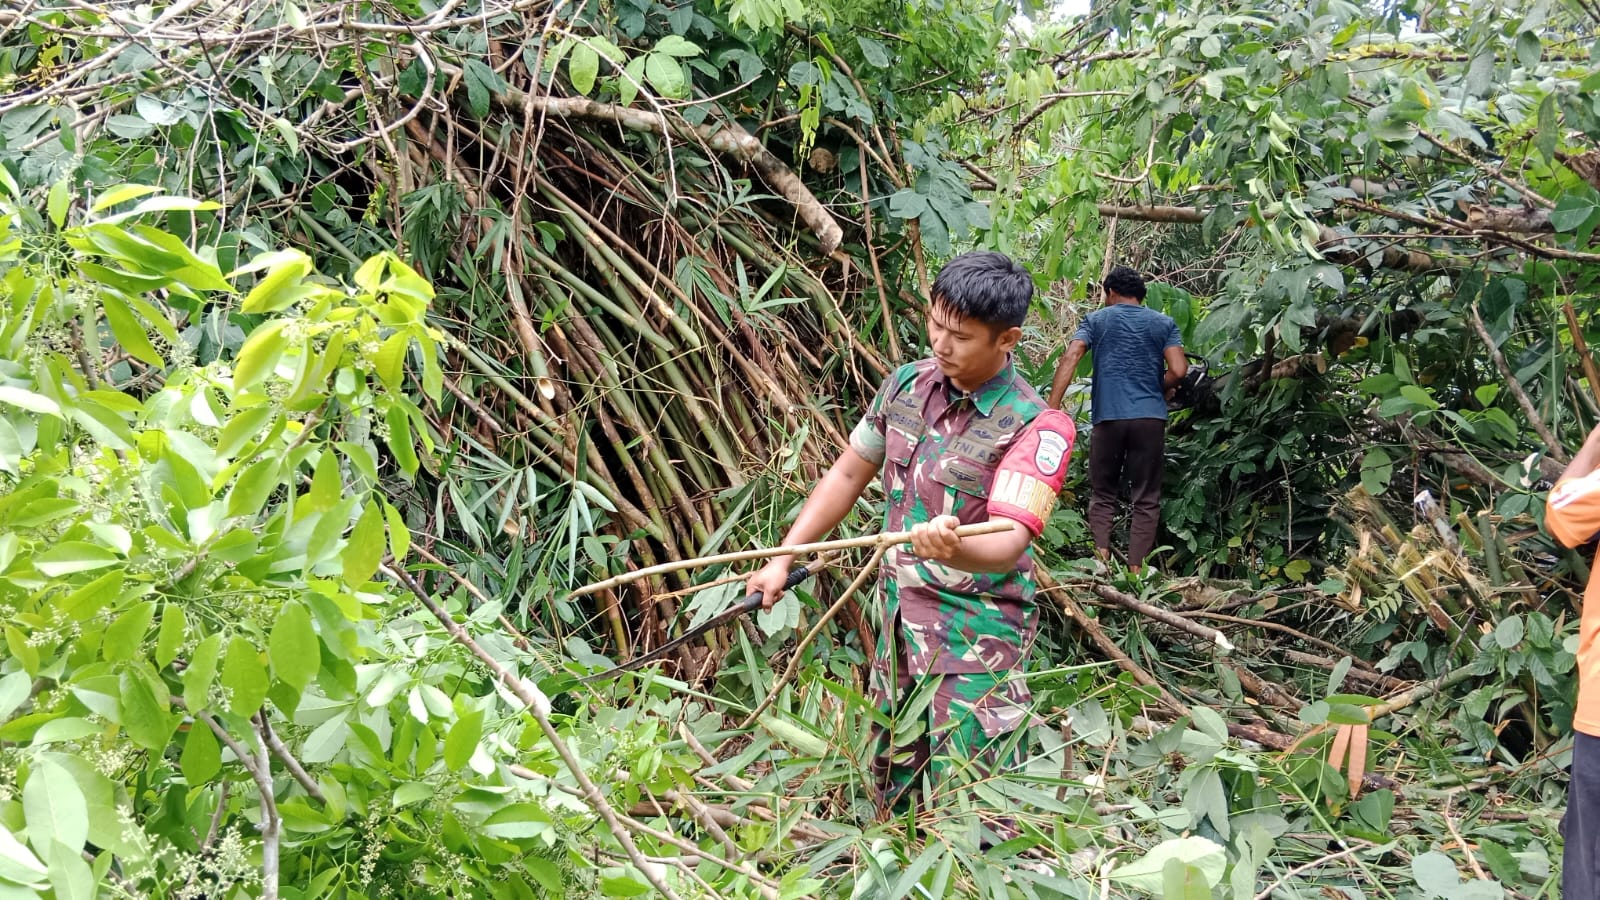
left=850, top=357, right=1074, bottom=676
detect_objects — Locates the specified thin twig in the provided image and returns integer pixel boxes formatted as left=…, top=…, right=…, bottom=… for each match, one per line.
left=1252, top=843, right=1370, bottom=900
left=1468, top=302, right=1568, bottom=463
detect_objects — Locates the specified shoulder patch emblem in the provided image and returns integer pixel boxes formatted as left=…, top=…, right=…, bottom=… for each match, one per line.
left=1034, top=431, right=1069, bottom=476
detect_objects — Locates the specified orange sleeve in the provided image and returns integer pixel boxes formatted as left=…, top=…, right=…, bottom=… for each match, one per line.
left=1546, top=471, right=1600, bottom=547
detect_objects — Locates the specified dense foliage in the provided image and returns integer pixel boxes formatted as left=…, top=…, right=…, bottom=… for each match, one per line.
left=0, top=0, right=1597, bottom=897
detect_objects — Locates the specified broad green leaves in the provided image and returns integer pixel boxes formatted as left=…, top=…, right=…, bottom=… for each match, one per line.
left=0, top=186, right=505, bottom=898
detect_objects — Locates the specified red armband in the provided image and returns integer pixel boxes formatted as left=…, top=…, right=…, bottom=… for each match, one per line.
left=987, top=410, right=1077, bottom=537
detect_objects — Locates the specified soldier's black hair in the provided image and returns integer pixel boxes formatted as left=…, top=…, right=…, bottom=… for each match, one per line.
left=1103, top=265, right=1147, bottom=301
left=929, top=251, right=1033, bottom=329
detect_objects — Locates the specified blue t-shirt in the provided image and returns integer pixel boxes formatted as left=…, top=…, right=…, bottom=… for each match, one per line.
left=1073, top=303, right=1183, bottom=424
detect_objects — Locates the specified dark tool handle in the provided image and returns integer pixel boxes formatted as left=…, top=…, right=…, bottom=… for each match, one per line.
left=579, top=563, right=812, bottom=684
left=739, top=562, right=813, bottom=613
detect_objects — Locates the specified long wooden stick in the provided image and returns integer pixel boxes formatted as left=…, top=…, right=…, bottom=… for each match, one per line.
left=1564, top=299, right=1600, bottom=409
left=568, top=521, right=1017, bottom=599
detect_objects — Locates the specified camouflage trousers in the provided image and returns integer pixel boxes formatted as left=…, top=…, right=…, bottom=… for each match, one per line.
left=867, top=619, right=1032, bottom=812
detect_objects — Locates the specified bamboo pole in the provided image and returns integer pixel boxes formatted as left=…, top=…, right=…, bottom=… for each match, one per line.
left=568, top=521, right=1017, bottom=599
left=1564, top=299, right=1600, bottom=410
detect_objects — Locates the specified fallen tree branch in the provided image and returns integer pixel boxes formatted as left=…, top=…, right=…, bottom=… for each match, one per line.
left=1086, top=583, right=1236, bottom=651
left=1366, top=661, right=1480, bottom=721
left=456, top=73, right=842, bottom=255
left=1039, top=577, right=1185, bottom=716
left=1095, top=203, right=1457, bottom=273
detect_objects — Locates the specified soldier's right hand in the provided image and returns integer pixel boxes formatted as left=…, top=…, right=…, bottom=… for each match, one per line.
left=746, top=555, right=797, bottom=611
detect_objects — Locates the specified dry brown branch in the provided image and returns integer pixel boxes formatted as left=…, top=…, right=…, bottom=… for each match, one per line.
left=456, top=79, right=842, bottom=254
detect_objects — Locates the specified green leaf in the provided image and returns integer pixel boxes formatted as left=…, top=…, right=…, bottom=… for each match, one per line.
left=241, top=251, right=312, bottom=313
left=232, top=319, right=290, bottom=391
left=102, top=292, right=164, bottom=366
left=758, top=714, right=828, bottom=756
left=1412, top=850, right=1462, bottom=897
left=1189, top=705, right=1229, bottom=743
left=156, top=603, right=187, bottom=668
left=384, top=498, right=411, bottom=562
left=46, top=840, right=95, bottom=900
left=47, top=177, right=70, bottom=228
left=24, top=758, right=88, bottom=851
left=1551, top=192, right=1600, bottom=233
left=0, top=822, right=47, bottom=886
left=619, top=56, right=646, bottom=106
left=227, top=456, right=282, bottom=519
left=1399, top=384, right=1437, bottom=409
left=183, top=632, right=223, bottom=710
left=1109, top=837, right=1226, bottom=893
left=269, top=601, right=319, bottom=690
left=462, top=59, right=502, bottom=117
left=444, top=706, right=485, bottom=771
left=300, top=711, right=349, bottom=763
left=34, top=541, right=120, bottom=577
left=0, top=385, right=61, bottom=416
left=1494, top=615, right=1525, bottom=649
left=0, top=671, right=29, bottom=721
left=374, top=331, right=410, bottom=391
left=341, top=500, right=385, bottom=587
left=60, top=570, right=125, bottom=621
left=91, top=183, right=163, bottom=212
left=1514, top=30, right=1541, bottom=70
left=385, top=403, right=420, bottom=477
left=857, top=36, right=890, bottom=67
left=103, top=599, right=156, bottom=663
left=482, top=803, right=553, bottom=839
left=1476, top=837, right=1520, bottom=884
left=1349, top=788, right=1394, bottom=833
left=654, top=35, right=701, bottom=58
left=569, top=43, right=600, bottom=95
left=887, top=189, right=927, bottom=219
left=181, top=719, right=222, bottom=784
left=1162, top=858, right=1213, bottom=900
left=644, top=53, right=686, bottom=98
left=32, top=718, right=100, bottom=746
left=119, top=666, right=173, bottom=750
left=222, top=635, right=269, bottom=717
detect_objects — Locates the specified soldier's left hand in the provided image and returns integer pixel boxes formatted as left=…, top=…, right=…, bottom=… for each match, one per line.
left=910, top=514, right=962, bottom=560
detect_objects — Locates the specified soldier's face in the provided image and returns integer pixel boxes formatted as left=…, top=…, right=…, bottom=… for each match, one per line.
left=926, top=303, right=1020, bottom=389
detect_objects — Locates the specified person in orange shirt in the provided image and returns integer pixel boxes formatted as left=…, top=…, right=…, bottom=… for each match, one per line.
left=1544, top=424, right=1600, bottom=897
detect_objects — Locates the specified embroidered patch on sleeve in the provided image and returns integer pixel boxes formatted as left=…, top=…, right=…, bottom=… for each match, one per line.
left=1034, top=431, right=1069, bottom=476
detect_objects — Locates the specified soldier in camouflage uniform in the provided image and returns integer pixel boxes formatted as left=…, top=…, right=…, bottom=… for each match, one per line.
left=747, top=251, right=1076, bottom=821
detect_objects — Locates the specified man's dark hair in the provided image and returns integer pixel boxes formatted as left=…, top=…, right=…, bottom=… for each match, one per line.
left=1103, top=265, right=1147, bottom=301
left=930, top=251, right=1033, bottom=328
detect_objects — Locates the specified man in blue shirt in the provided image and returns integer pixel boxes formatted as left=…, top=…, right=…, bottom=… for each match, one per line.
left=1046, top=267, right=1187, bottom=571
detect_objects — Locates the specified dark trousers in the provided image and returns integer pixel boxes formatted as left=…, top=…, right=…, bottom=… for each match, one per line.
left=1087, top=418, right=1166, bottom=567
left=1566, top=731, right=1600, bottom=898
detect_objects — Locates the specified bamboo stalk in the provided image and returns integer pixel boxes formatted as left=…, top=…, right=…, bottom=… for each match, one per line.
left=1564, top=299, right=1600, bottom=410
left=568, top=521, right=1017, bottom=599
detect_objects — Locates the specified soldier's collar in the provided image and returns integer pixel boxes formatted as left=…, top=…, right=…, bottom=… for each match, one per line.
left=938, top=356, right=1015, bottom=416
